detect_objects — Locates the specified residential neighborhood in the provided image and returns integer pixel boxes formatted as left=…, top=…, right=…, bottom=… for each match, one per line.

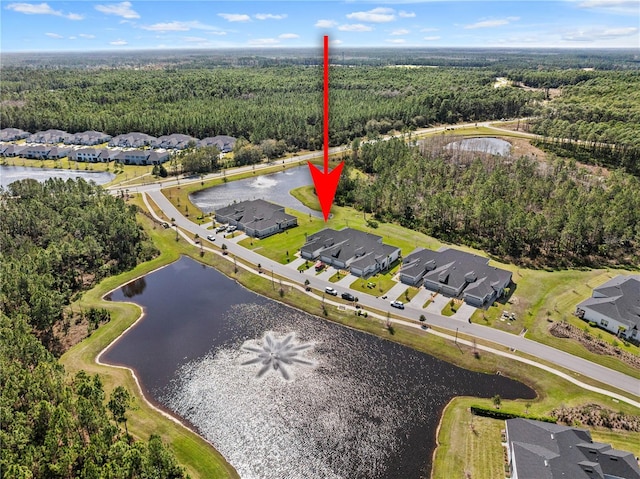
left=576, top=275, right=640, bottom=344
left=400, top=247, right=512, bottom=307
left=215, top=199, right=298, bottom=238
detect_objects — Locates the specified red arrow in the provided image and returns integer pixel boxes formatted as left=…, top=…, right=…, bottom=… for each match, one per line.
left=308, top=35, right=344, bottom=221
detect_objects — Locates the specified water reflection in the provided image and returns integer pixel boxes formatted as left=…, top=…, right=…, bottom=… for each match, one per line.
left=445, top=137, right=512, bottom=156
left=120, top=277, right=147, bottom=298
left=0, top=165, right=115, bottom=188
left=103, top=256, right=535, bottom=479
left=189, top=166, right=322, bottom=217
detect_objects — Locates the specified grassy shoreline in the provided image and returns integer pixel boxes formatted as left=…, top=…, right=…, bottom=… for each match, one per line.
left=61, top=193, right=640, bottom=479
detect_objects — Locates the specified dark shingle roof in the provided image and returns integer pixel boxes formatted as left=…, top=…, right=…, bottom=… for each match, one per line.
left=216, top=199, right=294, bottom=232
left=507, top=418, right=640, bottom=479
left=0, top=128, right=30, bottom=141
left=198, top=135, right=236, bottom=152
left=153, top=134, right=199, bottom=149
left=577, top=275, right=640, bottom=330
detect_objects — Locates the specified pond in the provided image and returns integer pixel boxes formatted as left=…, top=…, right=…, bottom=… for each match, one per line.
left=103, top=256, right=535, bottom=479
left=189, top=165, right=322, bottom=217
left=445, top=137, right=512, bottom=156
left=0, top=165, right=115, bottom=189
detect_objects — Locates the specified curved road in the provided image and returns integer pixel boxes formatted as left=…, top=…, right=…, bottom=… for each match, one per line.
left=146, top=188, right=640, bottom=400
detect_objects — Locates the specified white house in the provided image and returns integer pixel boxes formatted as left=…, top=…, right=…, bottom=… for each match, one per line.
left=576, top=275, right=640, bottom=342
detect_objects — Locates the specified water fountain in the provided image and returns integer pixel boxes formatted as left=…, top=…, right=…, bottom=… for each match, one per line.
left=241, top=332, right=315, bottom=380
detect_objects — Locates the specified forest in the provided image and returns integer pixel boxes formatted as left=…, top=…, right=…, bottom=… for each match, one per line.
left=336, top=137, right=640, bottom=268
left=0, top=65, right=540, bottom=150
left=0, top=179, right=188, bottom=478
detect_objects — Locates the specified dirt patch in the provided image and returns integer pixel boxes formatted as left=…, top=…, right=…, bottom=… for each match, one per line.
left=549, top=321, right=640, bottom=369
left=509, top=137, right=546, bottom=161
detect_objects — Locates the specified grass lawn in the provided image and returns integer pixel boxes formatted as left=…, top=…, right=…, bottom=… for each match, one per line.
left=472, top=268, right=640, bottom=379
left=328, top=271, right=348, bottom=283
left=396, top=286, right=418, bottom=303
left=423, top=299, right=433, bottom=309
left=441, top=300, right=458, bottom=317
left=350, top=270, right=398, bottom=296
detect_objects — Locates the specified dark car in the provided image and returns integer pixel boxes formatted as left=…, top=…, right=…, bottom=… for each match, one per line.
left=341, top=292, right=355, bottom=301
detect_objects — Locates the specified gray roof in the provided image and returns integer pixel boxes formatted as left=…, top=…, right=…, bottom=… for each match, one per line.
left=2, top=144, right=26, bottom=155
left=0, top=128, right=30, bottom=141
left=47, top=146, right=71, bottom=156
left=216, top=199, right=294, bottom=231
left=67, top=130, right=112, bottom=145
left=28, top=129, right=72, bottom=144
left=198, top=135, right=236, bottom=152
left=577, top=275, right=640, bottom=330
left=301, top=228, right=399, bottom=266
left=153, top=134, right=199, bottom=149
left=401, top=247, right=511, bottom=296
left=108, top=132, right=157, bottom=147
left=507, top=418, right=640, bottom=479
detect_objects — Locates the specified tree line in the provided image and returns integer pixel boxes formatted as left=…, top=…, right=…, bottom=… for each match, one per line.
left=1, top=66, right=540, bottom=150
left=0, top=178, right=187, bottom=478
left=336, top=137, right=640, bottom=268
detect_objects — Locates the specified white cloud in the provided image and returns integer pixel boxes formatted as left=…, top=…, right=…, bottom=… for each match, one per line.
left=423, top=36, right=441, bottom=41
left=255, top=13, right=287, bottom=20
left=248, top=38, right=280, bottom=45
left=183, top=36, right=208, bottom=43
left=278, top=33, right=299, bottom=39
left=79, top=33, right=95, bottom=39
left=7, top=2, right=83, bottom=20
left=578, top=0, right=639, bottom=14
left=69, top=36, right=76, bottom=40
left=464, top=17, right=520, bottom=29
left=315, top=19, right=337, bottom=28
left=218, top=13, right=251, bottom=22
left=142, top=21, right=222, bottom=32
left=398, top=11, right=416, bottom=18
left=338, top=23, right=374, bottom=32
left=209, top=31, right=227, bottom=36
left=110, top=39, right=128, bottom=45
left=386, top=38, right=406, bottom=43
left=347, top=7, right=395, bottom=23
left=332, top=39, right=343, bottom=45
left=421, top=27, right=439, bottom=32
left=391, top=28, right=410, bottom=35
left=45, top=32, right=63, bottom=38
left=95, top=2, right=139, bottom=19
left=562, top=26, right=638, bottom=41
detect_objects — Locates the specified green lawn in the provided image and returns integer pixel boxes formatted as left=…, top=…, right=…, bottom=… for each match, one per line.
left=441, top=300, right=458, bottom=317
left=396, top=286, right=418, bottom=303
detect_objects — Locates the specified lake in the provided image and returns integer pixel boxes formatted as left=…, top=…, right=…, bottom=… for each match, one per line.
left=189, top=165, right=322, bottom=217
left=445, top=137, right=512, bottom=156
left=103, top=256, right=535, bottom=479
left=0, top=165, right=115, bottom=188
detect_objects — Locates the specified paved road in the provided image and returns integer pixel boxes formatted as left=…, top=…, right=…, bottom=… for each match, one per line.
left=147, top=189, right=640, bottom=400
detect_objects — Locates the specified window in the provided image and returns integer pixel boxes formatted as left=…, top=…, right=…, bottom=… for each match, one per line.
left=600, top=319, right=609, bottom=327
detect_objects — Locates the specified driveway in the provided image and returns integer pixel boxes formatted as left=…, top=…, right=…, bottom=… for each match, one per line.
left=315, top=267, right=336, bottom=281
left=452, top=303, right=476, bottom=323
left=385, top=281, right=409, bottom=302
left=287, top=257, right=307, bottom=270
left=409, top=288, right=433, bottom=309
left=336, top=273, right=358, bottom=288
left=425, top=293, right=450, bottom=314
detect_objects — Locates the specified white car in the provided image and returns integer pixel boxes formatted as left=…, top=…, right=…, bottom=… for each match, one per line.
left=324, top=287, right=338, bottom=296
left=390, top=300, right=405, bottom=309
left=206, top=235, right=215, bottom=241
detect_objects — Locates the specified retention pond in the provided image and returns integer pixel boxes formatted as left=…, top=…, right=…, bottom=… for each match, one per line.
left=103, top=256, right=535, bottom=479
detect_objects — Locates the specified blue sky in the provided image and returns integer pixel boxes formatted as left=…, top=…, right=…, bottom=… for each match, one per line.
left=1, top=1, right=638, bottom=51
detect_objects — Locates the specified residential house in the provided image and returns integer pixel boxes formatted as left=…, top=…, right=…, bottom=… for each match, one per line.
left=23, top=145, right=52, bottom=159
left=1, top=144, right=27, bottom=157
left=46, top=146, right=71, bottom=159
left=152, top=134, right=199, bottom=150
left=28, top=129, right=72, bottom=144
left=300, top=227, right=400, bottom=277
left=215, top=199, right=297, bottom=238
left=0, top=128, right=30, bottom=141
left=576, top=275, right=640, bottom=342
left=66, top=131, right=112, bottom=146
left=198, top=135, right=236, bottom=153
left=505, top=418, right=640, bottom=479
left=400, top=247, right=512, bottom=307
left=115, top=149, right=169, bottom=165
left=108, top=132, right=157, bottom=148
left=69, top=148, right=105, bottom=163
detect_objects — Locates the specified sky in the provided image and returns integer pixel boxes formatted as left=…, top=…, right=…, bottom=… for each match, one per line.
left=1, top=0, right=639, bottom=51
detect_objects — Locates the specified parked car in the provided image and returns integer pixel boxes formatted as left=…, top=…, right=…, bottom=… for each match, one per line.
left=390, top=300, right=405, bottom=309
left=226, top=225, right=237, bottom=233
left=325, top=287, right=338, bottom=296
left=215, top=225, right=227, bottom=233
left=341, top=292, right=355, bottom=301
left=206, top=235, right=215, bottom=241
